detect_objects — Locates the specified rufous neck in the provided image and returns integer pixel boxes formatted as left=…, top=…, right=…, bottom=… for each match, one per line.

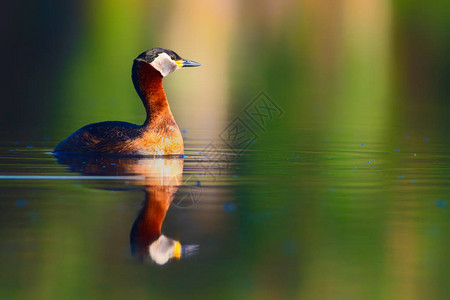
left=132, top=60, right=172, bottom=126
left=129, top=187, right=172, bottom=258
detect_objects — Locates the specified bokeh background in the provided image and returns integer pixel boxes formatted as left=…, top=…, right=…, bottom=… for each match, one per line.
left=2, top=0, right=449, bottom=141
left=1, top=0, right=450, bottom=299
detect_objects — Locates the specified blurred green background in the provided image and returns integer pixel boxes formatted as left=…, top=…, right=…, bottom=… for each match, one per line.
left=2, top=0, right=449, bottom=141
left=1, top=0, right=450, bottom=299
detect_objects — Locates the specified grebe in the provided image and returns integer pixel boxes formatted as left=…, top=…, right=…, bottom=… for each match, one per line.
left=54, top=48, right=200, bottom=155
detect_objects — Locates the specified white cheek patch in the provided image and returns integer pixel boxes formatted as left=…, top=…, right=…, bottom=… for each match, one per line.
left=150, top=53, right=179, bottom=77
left=149, top=235, right=176, bottom=265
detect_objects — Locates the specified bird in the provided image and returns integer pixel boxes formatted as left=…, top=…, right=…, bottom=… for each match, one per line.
left=54, top=48, right=200, bottom=155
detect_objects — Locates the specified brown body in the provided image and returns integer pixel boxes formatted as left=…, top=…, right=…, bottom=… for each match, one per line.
left=55, top=60, right=183, bottom=155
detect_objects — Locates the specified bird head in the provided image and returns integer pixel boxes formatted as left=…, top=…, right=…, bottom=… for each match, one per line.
left=135, top=48, right=201, bottom=77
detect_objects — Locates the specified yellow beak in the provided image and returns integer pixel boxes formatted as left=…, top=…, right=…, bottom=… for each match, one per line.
left=176, top=59, right=201, bottom=68
left=173, top=241, right=182, bottom=258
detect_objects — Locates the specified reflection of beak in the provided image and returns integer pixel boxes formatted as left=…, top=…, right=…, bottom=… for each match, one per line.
left=173, top=242, right=199, bottom=260
left=149, top=235, right=199, bottom=265
left=173, top=241, right=182, bottom=258
left=176, top=59, right=201, bottom=68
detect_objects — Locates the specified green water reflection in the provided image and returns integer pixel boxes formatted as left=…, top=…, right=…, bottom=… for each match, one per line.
left=1, top=128, right=450, bottom=299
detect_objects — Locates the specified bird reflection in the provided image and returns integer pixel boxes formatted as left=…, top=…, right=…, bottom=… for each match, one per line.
left=56, top=154, right=198, bottom=265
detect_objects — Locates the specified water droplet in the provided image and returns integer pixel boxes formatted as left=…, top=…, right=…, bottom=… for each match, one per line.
left=436, top=200, right=447, bottom=208
left=282, top=240, right=296, bottom=254
left=16, top=199, right=26, bottom=208
left=223, top=202, right=236, bottom=212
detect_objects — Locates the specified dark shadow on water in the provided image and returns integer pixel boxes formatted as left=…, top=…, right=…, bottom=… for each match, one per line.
left=55, top=154, right=199, bottom=265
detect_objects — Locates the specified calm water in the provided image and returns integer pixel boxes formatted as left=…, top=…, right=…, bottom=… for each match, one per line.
left=1, top=121, right=449, bottom=300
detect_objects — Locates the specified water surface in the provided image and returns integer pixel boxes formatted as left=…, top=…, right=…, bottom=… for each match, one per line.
left=1, top=121, right=449, bottom=299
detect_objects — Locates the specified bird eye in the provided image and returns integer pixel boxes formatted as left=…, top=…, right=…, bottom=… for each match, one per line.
left=170, top=55, right=176, bottom=60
